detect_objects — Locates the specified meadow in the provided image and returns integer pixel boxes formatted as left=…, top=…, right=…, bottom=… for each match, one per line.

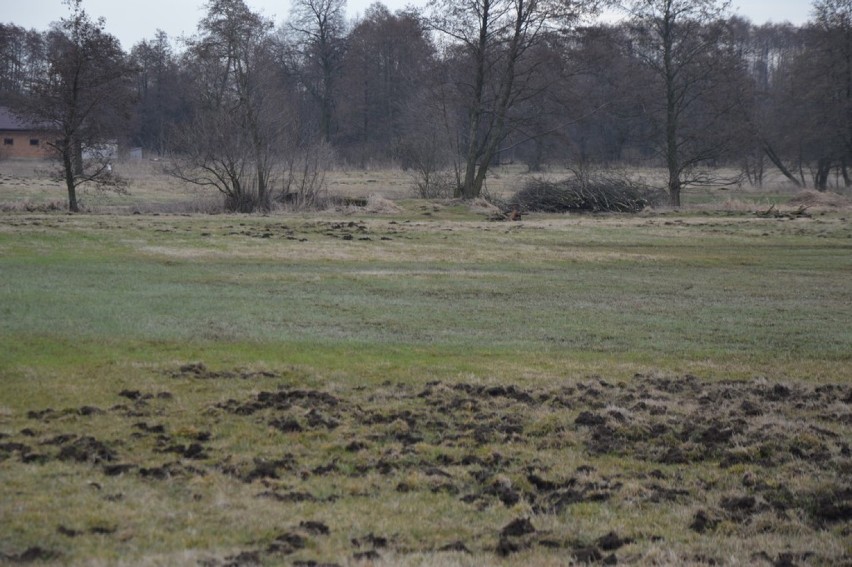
left=0, top=162, right=850, bottom=566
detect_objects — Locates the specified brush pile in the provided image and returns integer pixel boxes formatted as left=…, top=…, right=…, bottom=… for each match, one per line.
left=511, top=173, right=666, bottom=213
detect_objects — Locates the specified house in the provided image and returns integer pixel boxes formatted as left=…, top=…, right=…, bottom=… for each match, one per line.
left=0, top=106, right=53, bottom=159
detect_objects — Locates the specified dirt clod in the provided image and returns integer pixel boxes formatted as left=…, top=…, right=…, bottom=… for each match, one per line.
left=501, top=518, right=535, bottom=538
left=439, top=541, right=471, bottom=553
left=689, top=510, right=720, bottom=533
left=575, top=411, right=607, bottom=426
left=811, top=491, right=852, bottom=525
left=57, top=525, right=82, bottom=537
left=223, top=550, right=261, bottom=566
left=119, top=389, right=144, bottom=400
left=352, top=550, right=381, bottom=561
left=266, top=532, right=305, bottom=554
left=102, top=463, right=136, bottom=476
left=57, top=436, right=116, bottom=464
left=597, top=531, right=632, bottom=551
left=2, top=546, right=59, bottom=563
left=351, top=533, right=388, bottom=548
left=300, top=521, right=330, bottom=535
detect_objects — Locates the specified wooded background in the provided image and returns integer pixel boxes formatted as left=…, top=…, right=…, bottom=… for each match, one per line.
left=1, top=0, right=849, bottom=210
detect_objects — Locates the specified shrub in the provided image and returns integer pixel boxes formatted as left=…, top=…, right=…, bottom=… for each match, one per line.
left=511, top=172, right=667, bottom=213
left=410, top=169, right=456, bottom=199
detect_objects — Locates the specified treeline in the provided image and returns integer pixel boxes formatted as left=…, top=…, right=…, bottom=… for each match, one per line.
left=0, top=0, right=849, bottom=212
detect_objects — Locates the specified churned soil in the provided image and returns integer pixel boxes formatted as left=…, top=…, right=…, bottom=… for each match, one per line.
left=2, top=367, right=849, bottom=565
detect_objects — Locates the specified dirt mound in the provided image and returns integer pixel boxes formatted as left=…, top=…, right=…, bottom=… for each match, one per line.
left=2, top=546, right=60, bottom=563
left=468, top=198, right=501, bottom=215
left=788, top=190, right=851, bottom=208
left=57, top=436, right=116, bottom=464
left=363, top=194, right=402, bottom=214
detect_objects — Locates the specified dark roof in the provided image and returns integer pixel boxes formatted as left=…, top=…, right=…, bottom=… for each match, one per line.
left=0, top=106, right=47, bottom=131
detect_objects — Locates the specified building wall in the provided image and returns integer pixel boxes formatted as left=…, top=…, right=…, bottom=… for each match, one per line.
left=0, top=130, right=54, bottom=159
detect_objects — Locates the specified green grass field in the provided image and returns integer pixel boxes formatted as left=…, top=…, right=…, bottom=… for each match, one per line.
left=0, top=166, right=850, bottom=565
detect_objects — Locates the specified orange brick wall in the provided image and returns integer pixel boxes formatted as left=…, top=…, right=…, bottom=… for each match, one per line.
left=0, top=130, right=54, bottom=159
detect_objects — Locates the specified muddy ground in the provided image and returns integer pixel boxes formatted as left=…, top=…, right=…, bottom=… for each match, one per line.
left=1, top=367, right=850, bottom=565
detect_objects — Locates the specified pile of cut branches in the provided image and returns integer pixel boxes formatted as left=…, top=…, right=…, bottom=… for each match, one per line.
left=511, top=173, right=666, bottom=213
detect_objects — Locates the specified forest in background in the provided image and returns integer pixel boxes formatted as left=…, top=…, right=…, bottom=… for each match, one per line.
left=1, top=0, right=851, bottom=211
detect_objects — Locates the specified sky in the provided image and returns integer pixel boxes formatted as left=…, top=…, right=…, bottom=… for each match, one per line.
left=1, top=0, right=814, bottom=51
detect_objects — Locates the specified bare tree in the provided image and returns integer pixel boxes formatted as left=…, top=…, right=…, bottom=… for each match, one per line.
left=428, top=0, right=598, bottom=199
left=622, top=0, right=738, bottom=206
left=0, top=24, right=48, bottom=98
left=399, top=87, right=459, bottom=197
left=168, top=0, right=288, bottom=212
left=281, top=138, right=334, bottom=209
left=13, top=0, right=133, bottom=212
left=129, top=31, right=187, bottom=157
left=285, top=0, right=347, bottom=143
left=738, top=23, right=805, bottom=187
left=798, top=0, right=852, bottom=189
left=336, top=4, right=435, bottom=165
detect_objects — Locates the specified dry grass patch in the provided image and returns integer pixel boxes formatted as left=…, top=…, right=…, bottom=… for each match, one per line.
left=788, top=189, right=851, bottom=209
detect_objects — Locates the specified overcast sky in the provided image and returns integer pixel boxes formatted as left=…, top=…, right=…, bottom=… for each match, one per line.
left=2, top=0, right=814, bottom=51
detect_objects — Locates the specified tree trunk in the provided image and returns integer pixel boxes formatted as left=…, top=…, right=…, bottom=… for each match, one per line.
left=668, top=175, right=681, bottom=208
left=468, top=4, right=524, bottom=200
left=663, top=8, right=680, bottom=208
left=762, top=142, right=801, bottom=187
left=457, top=0, right=491, bottom=199
left=459, top=0, right=523, bottom=200
left=815, top=158, right=832, bottom=191
left=321, top=44, right=335, bottom=143
left=253, top=122, right=269, bottom=211
left=321, top=96, right=333, bottom=143
left=256, top=163, right=268, bottom=211
left=63, top=148, right=79, bottom=212
left=753, top=151, right=765, bottom=187
left=527, top=138, right=544, bottom=172
left=460, top=148, right=480, bottom=198
left=73, top=138, right=84, bottom=177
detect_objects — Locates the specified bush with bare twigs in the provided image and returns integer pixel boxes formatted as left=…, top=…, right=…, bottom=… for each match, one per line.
left=511, top=172, right=667, bottom=213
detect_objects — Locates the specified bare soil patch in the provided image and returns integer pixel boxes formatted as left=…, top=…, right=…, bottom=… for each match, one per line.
left=1, top=366, right=849, bottom=565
